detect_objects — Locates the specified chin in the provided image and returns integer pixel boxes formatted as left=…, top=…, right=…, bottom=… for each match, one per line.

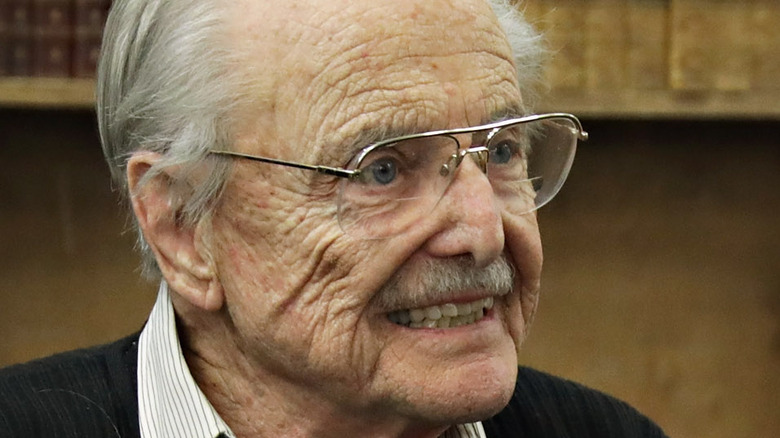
left=383, top=352, right=518, bottom=426
left=446, top=358, right=517, bottom=422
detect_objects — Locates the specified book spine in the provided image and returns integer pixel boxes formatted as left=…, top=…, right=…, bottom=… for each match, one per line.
left=670, top=0, right=751, bottom=91
left=73, top=0, right=110, bottom=78
left=31, top=0, right=73, bottom=78
left=0, top=1, right=8, bottom=76
left=5, top=0, right=33, bottom=76
left=584, top=0, right=627, bottom=91
left=541, top=1, right=587, bottom=91
left=626, top=0, right=668, bottom=90
left=749, top=2, right=779, bottom=90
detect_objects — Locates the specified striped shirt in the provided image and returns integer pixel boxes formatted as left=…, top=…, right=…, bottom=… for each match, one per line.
left=138, top=283, right=234, bottom=438
left=138, top=282, right=486, bottom=438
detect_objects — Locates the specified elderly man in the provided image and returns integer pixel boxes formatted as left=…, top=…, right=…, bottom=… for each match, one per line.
left=1, top=0, right=666, bottom=437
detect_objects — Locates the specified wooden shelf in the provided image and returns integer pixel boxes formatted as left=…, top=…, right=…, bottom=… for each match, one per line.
left=2, top=77, right=779, bottom=120
left=538, top=89, right=780, bottom=120
left=0, top=77, right=96, bottom=109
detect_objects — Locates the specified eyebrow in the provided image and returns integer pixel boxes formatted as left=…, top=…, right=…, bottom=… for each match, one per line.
left=374, top=102, right=524, bottom=141
left=334, top=101, right=528, bottom=166
left=487, top=102, right=527, bottom=123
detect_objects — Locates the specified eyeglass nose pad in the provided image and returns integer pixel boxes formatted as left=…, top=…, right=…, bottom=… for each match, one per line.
left=467, top=148, right=488, bottom=174
left=439, top=153, right=462, bottom=177
left=439, top=147, right=489, bottom=177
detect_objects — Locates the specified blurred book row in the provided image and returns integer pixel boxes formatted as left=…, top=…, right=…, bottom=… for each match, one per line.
left=523, top=0, right=779, bottom=93
left=0, top=0, right=111, bottom=78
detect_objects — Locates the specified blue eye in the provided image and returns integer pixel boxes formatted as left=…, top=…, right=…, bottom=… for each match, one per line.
left=490, top=141, right=515, bottom=164
left=366, top=158, right=398, bottom=185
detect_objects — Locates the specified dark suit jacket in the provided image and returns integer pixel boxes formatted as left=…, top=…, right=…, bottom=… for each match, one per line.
left=0, top=333, right=667, bottom=437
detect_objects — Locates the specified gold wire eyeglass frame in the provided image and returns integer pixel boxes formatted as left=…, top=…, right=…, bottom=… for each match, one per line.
left=209, top=112, right=588, bottom=181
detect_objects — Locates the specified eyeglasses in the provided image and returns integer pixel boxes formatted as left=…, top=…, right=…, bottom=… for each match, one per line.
left=210, top=113, right=588, bottom=239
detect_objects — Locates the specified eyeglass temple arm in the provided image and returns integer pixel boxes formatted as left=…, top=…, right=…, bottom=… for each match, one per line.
left=507, top=112, right=588, bottom=142
left=542, top=113, right=588, bottom=141
left=209, top=150, right=358, bottom=180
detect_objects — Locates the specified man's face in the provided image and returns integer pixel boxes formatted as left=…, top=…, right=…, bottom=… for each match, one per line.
left=209, top=0, right=542, bottom=428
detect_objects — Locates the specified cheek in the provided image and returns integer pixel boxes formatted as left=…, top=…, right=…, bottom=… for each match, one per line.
left=501, top=211, right=543, bottom=343
left=503, top=211, right=542, bottom=290
left=232, top=236, right=397, bottom=391
left=209, top=177, right=340, bottom=321
left=213, top=188, right=383, bottom=358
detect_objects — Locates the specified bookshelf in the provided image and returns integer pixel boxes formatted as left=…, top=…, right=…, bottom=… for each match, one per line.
left=1, top=0, right=778, bottom=119
left=537, top=89, right=780, bottom=120
left=1, top=78, right=778, bottom=120
left=0, top=77, right=95, bottom=108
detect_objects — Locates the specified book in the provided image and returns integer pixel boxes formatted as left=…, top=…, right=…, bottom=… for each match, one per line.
left=749, top=2, right=780, bottom=90
left=670, top=0, right=751, bottom=91
left=3, top=0, right=34, bottom=76
left=0, top=1, right=7, bottom=75
left=31, top=0, right=73, bottom=77
left=626, top=0, right=668, bottom=90
left=538, top=1, right=587, bottom=91
left=584, top=0, right=627, bottom=90
left=73, top=0, right=110, bottom=77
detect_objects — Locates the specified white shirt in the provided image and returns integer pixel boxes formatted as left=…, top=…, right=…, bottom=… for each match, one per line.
left=137, top=282, right=486, bottom=438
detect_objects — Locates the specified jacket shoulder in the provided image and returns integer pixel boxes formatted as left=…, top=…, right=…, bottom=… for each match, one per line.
left=483, top=366, right=668, bottom=438
left=0, top=333, right=141, bottom=438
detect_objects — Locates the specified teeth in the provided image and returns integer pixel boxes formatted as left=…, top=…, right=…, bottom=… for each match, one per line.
left=425, top=306, right=442, bottom=320
left=388, top=297, right=494, bottom=329
left=409, top=308, right=425, bottom=323
left=441, top=303, right=458, bottom=317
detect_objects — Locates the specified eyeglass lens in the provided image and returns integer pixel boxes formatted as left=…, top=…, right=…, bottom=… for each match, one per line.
left=337, top=117, right=579, bottom=238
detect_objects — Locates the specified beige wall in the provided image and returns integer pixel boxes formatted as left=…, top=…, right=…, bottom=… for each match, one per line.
left=1, top=110, right=778, bottom=437
left=522, top=120, right=780, bottom=437
left=0, top=110, right=156, bottom=362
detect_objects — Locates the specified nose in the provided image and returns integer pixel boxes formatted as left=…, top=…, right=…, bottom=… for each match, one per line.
left=421, top=154, right=504, bottom=267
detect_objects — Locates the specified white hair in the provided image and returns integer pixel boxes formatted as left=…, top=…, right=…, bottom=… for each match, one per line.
left=97, top=0, right=245, bottom=277
left=96, top=0, right=545, bottom=278
left=489, top=0, right=547, bottom=109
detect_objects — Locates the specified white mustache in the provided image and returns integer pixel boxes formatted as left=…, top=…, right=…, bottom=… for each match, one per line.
left=374, top=255, right=515, bottom=310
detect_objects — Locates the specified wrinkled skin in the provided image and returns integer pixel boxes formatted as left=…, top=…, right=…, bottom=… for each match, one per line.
left=134, top=0, right=543, bottom=437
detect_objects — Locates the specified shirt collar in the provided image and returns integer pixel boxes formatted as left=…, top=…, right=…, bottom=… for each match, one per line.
left=137, top=282, right=235, bottom=438
left=137, top=282, right=486, bottom=438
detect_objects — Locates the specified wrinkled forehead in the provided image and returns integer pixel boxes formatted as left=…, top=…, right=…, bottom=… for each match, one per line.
left=230, top=0, right=521, bottom=164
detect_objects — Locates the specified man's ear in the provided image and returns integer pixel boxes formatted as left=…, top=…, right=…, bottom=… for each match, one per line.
left=127, top=152, right=224, bottom=312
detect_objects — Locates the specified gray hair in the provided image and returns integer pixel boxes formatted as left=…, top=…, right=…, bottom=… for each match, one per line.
left=96, top=0, right=544, bottom=279
left=97, top=0, right=244, bottom=277
left=490, top=0, right=547, bottom=108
